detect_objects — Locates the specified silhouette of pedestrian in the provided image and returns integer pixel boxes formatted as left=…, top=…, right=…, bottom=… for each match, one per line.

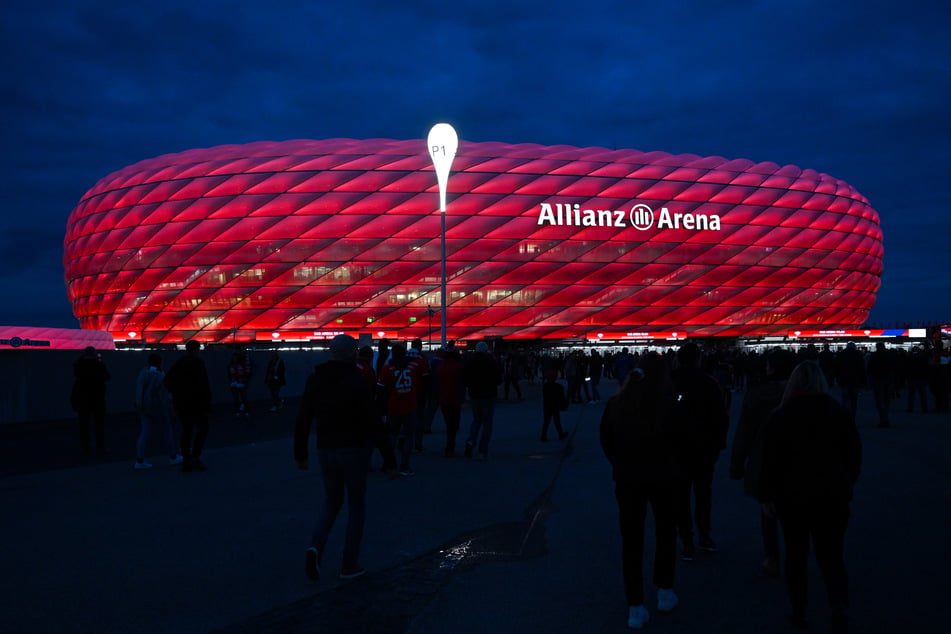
left=462, top=342, right=502, bottom=460
left=71, top=346, right=110, bottom=454
left=164, top=340, right=212, bottom=472
left=600, top=353, right=684, bottom=629
left=759, top=361, right=862, bottom=633
left=265, top=351, right=286, bottom=412
left=540, top=370, right=569, bottom=442
left=295, top=334, right=376, bottom=581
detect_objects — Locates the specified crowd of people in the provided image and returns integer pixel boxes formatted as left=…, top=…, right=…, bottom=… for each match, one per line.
left=69, top=336, right=951, bottom=631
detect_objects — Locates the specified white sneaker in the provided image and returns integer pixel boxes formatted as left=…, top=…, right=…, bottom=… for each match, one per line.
left=134, top=460, right=153, bottom=470
left=168, top=454, right=183, bottom=466
left=628, top=605, right=649, bottom=629
left=657, top=588, right=679, bottom=612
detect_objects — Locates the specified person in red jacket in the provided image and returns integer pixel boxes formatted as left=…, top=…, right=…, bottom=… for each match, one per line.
left=435, top=344, right=465, bottom=457
left=377, top=342, right=428, bottom=476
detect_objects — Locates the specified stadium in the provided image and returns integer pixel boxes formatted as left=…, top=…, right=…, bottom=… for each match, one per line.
left=63, top=138, right=883, bottom=345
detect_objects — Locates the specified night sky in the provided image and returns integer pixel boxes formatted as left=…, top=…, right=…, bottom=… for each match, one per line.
left=2, top=1, right=948, bottom=330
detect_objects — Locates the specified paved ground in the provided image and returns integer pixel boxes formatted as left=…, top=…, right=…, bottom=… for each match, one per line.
left=1, top=379, right=949, bottom=633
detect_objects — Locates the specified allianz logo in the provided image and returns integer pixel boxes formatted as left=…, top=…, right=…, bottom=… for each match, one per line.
left=536, top=202, right=721, bottom=231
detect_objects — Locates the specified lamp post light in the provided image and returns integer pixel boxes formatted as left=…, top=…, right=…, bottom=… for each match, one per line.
left=427, top=123, right=458, bottom=348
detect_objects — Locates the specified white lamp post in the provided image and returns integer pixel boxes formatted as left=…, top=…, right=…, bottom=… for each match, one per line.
left=427, top=123, right=458, bottom=347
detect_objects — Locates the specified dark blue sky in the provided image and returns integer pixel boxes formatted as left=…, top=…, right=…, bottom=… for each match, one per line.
left=2, top=1, right=949, bottom=329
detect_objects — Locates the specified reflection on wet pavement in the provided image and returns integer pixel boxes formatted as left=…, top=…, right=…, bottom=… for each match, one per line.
left=214, top=442, right=571, bottom=634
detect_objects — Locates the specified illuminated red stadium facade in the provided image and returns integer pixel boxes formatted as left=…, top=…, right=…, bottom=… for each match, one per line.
left=64, top=139, right=883, bottom=344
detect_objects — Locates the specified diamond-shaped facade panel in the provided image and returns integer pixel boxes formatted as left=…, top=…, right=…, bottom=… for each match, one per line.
left=63, top=139, right=883, bottom=344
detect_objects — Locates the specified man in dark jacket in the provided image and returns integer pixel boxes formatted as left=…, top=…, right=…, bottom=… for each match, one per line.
left=462, top=342, right=502, bottom=460
left=295, top=334, right=376, bottom=581
left=164, top=340, right=212, bottom=472
left=72, top=346, right=111, bottom=453
left=672, top=343, right=729, bottom=560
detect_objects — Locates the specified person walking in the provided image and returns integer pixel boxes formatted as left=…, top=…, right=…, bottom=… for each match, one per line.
left=228, top=350, right=252, bottom=417
left=600, top=352, right=684, bottom=629
left=540, top=370, right=569, bottom=442
left=71, top=346, right=111, bottom=454
left=164, top=340, right=212, bottom=472
left=462, top=342, right=503, bottom=460
left=377, top=342, right=427, bottom=476
left=905, top=345, right=930, bottom=413
left=408, top=340, right=432, bottom=452
left=435, top=344, right=465, bottom=457
left=502, top=351, right=523, bottom=400
left=759, top=360, right=862, bottom=633
left=133, top=353, right=181, bottom=469
left=295, top=334, right=376, bottom=582
left=588, top=349, right=604, bottom=403
left=672, top=343, right=730, bottom=560
left=867, top=341, right=896, bottom=428
left=264, top=351, right=286, bottom=412
left=729, top=347, right=797, bottom=577
left=835, top=343, right=866, bottom=422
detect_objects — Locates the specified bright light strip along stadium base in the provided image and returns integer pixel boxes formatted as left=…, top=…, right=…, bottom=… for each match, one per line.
left=64, top=139, right=883, bottom=344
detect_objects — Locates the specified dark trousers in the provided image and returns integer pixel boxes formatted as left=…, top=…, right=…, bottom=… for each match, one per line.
left=615, top=478, right=678, bottom=606
left=440, top=403, right=462, bottom=453
left=312, top=447, right=372, bottom=571
left=906, top=379, right=928, bottom=412
left=678, top=459, right=715, bottom=543
left=387, top=413, right=414, bottom=471
left=77, top=407, right=105, bottom=451
left=178, top=409, right=209, bottom=462
left=778, top=500, right=851, bottom=616
left=540, top=408, right=564, bottom=440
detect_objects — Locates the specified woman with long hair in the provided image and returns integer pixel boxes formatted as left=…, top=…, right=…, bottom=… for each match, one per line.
left=600, top=352, right=685, bottom=629
left=760, top=360, right=862, bottom=633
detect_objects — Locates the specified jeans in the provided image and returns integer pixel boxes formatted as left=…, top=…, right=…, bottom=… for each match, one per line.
left=231, top=385, right=249, bottom=414
left=136, top=410, right=176, bottom=460
left=311, top=447, right=372, bottom=571
left=387, top=413, right=414, bottom=471
left=678, top=459, right=716, bottom=543
left=77, top=406, right=106, bottom=451
left=906, top=379, right=928, bottom=412
left=615, top=477, right=678, bottom=606
left=540, top=408, right=564, bottom=439
left=178, top=408, right=209, bottom=462
left=467, top=397, right=496, bottom=455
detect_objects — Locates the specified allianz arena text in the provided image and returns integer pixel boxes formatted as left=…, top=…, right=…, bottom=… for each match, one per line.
left=64, top=139, right=883, bottom=344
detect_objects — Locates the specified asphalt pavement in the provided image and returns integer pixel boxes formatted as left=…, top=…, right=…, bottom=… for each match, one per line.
left=1, top=379, right=949, bottom=633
